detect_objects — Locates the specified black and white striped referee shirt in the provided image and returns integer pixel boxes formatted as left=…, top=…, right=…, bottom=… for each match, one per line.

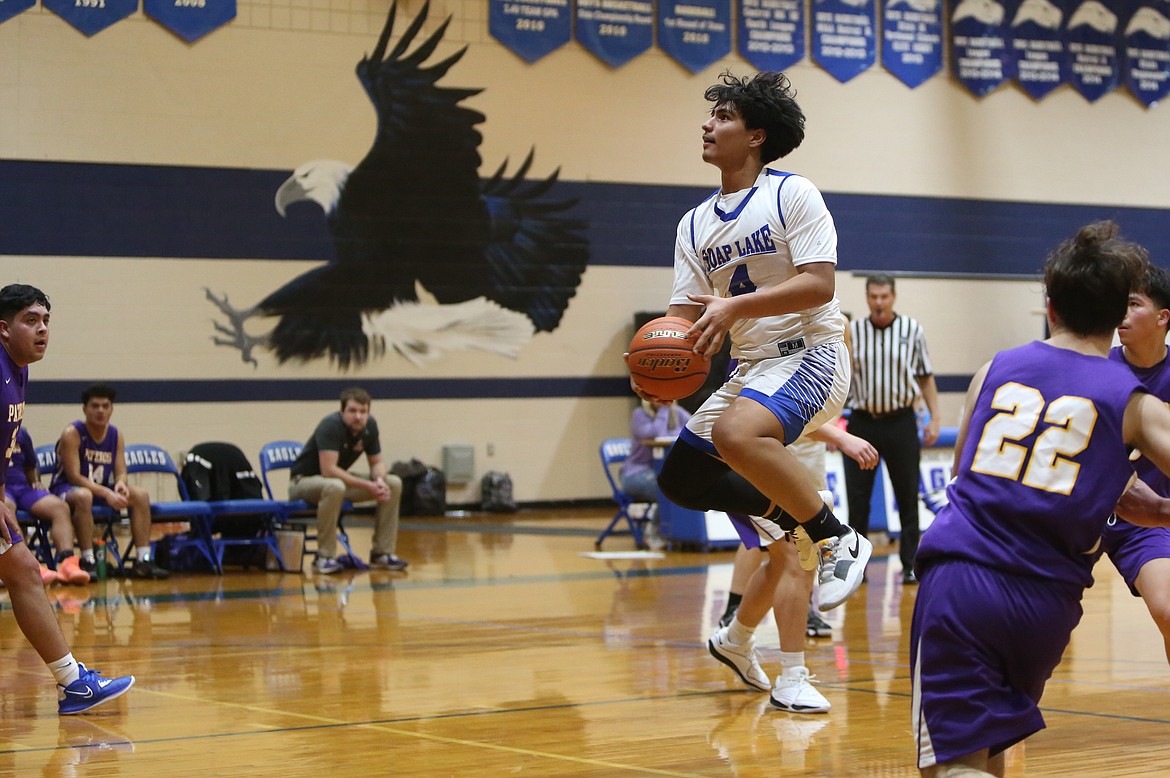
left=846, top=314, right=934, bottom=416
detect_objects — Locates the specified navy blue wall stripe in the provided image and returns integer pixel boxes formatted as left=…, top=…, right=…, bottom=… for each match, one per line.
left=28, top=377, right=632, bottom=404
left=26, top=374, right=974, bottom=404
left=4, top=159, right=1169, bottom=276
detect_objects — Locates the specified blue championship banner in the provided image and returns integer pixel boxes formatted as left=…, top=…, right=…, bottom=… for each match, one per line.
left=737, top=0, right=806, bottom=72
left=950, top=0, right=1013, bottom=96
left=490, top=0, right=572, bottom=63
left=0, top=0, right=35, bottom=26
left=576, top=0, right=654, bottom=68
left=811, top=0, right=877, bottom=84
left=1009, top=0, right=1070, bottom=100
left=1122, top=0, right=1170, bottom=107
left=882, top=0, right=944, bottom=88
left=658, top=0, right=732, bottom=73
left=145, top=0, right=235, bottom=42
left=43, top=0, right=137, bottom=36
left=1066, top=0, right=1122, bottom=101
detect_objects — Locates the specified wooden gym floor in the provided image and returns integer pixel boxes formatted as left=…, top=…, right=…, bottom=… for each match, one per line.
left=0, top=507, right=1167, bottom=776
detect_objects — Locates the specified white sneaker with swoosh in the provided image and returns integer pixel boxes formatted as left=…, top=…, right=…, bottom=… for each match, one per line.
left=816, top=527, right=872, bottom=612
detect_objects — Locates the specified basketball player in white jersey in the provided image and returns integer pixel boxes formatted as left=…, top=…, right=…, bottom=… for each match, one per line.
left=645, top=71, right=871, bottom=711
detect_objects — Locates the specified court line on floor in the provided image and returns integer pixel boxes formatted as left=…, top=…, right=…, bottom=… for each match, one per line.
left=0, top=688, right=724, bottom=776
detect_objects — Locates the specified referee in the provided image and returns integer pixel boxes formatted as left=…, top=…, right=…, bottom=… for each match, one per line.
left=844, top=274, right=939, bottom=584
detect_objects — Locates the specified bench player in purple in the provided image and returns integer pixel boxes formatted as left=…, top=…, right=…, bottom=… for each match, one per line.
left=911, top=222, right=1170, bottom=775
left=5, top=427, right=89, bottom=585
left=49, top=384, right=169, bottom=579
left=0, top=284, right=134, bottom=713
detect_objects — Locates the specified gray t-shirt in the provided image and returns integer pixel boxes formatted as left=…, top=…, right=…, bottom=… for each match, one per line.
left=290, top=412, right=381, bottom=477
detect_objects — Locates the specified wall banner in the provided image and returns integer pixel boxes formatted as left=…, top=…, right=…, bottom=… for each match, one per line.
left=489, top=0, right=572, bottom=63
left=737, top=0, right=806, bottom=72
left=882, top=0, right=944, bottom=88
left=0, top=0, right=35, bottom=26
left=576, top=0, right=654, bottom=68
left=811, top=0, right=877, bottom=84
left=1122, top=0, right=1170, bottom=107
left=658, top=0, right=732, bottom=73
left=1065, top=0, right=1122, bottom=102
left=145, top=0, right=235, bottom=42
left=1009, top=0, right=1070, bottom=100
left=43, top=0, right=137, bottom=36
left=950, top=0, right=1013, bottom=96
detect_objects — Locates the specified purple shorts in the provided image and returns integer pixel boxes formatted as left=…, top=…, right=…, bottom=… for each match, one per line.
left=911, top=558, right=1082, bottom=769
left=1101, top=516, right=1170, bottom=595
left=51, top=483, right=113, bottom=508
left=7, top=482, right=53, bottom=513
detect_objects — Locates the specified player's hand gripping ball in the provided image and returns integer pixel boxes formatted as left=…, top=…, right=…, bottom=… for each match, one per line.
left=626, top=316, right=712, bottom=401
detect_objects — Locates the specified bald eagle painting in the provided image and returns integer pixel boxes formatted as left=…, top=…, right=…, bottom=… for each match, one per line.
left=207, top=1, right=589, bottom=368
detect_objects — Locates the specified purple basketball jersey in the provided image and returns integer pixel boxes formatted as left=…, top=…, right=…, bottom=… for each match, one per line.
left=919, top=341, right=1142, bottom=589
left=5, top=427, right=35, bottom=489
left=1109, top=346, right=1170, bottom=495
left=50, top=420, right=119, bottom=491
left=0, top=346, right=28, bottom=487
left=1101, top=346, right=1170, bottom=589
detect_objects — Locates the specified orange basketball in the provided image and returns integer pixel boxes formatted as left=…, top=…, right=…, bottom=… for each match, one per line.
left=626, top=316, right=711, bottom=401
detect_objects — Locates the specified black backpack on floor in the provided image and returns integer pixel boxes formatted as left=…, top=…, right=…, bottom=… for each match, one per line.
left=481, top=471, right=516, bottom=513
left=391, top=458, right=447, bottom=516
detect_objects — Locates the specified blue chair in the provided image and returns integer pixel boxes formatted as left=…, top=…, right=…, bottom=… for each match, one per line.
left=258, top=440, right=355, bottom=567
left=123, top=444, right=218, bottom=573
left=34, top=444, right=56, bottom=480
left=183, top=444, right=290, bottom=573
left=596, top=437, right=651, bottom=550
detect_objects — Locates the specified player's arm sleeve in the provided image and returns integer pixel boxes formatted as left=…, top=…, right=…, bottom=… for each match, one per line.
left=669, top=211, right=712, bottom=306
left=781, top=178, right=838, bottom=268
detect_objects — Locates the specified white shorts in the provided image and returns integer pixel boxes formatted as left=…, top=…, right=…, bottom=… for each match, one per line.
left=686, top=340, right=844, bottom=550
left=681, top=339, right=849, bottom=459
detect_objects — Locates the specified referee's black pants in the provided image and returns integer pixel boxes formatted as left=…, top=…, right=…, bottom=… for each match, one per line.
left=842, top=408, right=922, bottom=572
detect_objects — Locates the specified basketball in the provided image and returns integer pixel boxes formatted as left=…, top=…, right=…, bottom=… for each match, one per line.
left=626, top=316, right=711, bottom=401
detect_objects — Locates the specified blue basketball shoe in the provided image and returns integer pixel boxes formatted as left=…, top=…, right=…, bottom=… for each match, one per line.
left=58, top=663, right=135, bottom=715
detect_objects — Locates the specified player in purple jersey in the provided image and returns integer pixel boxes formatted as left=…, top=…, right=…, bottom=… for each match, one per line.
left=5, top=427, right=89, bottom=585
left=1099, top=265, right=1170, bottom=664
left=0, top=284, right=134, bottom=714
left=50, top=384, right=169, bottom=579
left=912, top=222, right=1170, bottom=776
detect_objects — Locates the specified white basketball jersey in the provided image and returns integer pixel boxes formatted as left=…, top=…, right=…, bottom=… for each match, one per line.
left=670, top=169, right=845, bottom=360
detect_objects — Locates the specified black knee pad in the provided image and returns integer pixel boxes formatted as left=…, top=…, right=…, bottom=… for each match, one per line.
left=656, top=441, right=727, bottom=509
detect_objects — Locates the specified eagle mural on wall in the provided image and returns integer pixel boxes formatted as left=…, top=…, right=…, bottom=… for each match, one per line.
left=207, top=1, right=589, bottom=368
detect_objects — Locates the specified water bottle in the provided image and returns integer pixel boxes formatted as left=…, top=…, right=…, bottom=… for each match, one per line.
left=94, top=539, right=107, bottom=581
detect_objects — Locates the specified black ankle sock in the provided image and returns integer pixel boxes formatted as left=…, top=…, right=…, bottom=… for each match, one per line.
left=801, top=504, right=848, bottom=542
left=723, top=591, right=743, bottom=618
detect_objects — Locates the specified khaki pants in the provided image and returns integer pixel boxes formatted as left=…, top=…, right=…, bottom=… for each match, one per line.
left=289, top=473, right=403, bottom=559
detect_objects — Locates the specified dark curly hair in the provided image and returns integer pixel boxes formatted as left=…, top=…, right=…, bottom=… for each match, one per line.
left=1044, top=220, right=1149, bottom=337
left=0, top=284, right=49, bottom=322
left=704, top=71, right=805, bottom=163
left=1136, top=263, right=1170, bottom=318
